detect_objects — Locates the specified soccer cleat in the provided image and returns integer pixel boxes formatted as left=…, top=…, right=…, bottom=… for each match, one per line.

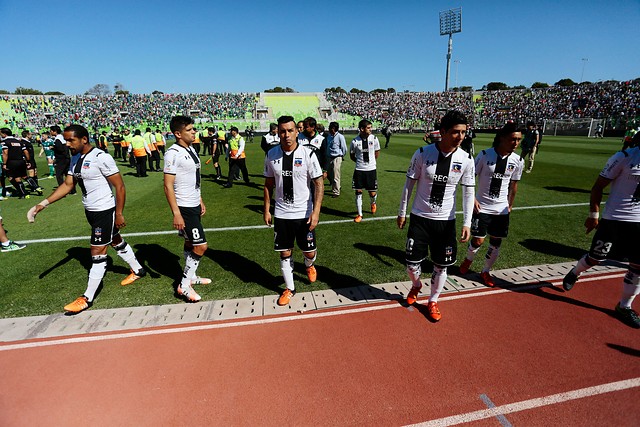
left=120, top=268, right=146, bottom=286
left=0, top=241, right=26, bottom=252
left=277, top=288, right=295, bottom=306
left=426, top=301, right=442, bottom=322
left=562, top=270, right=578, bottom=291
left=459, top=258, right=472, bottom=275
left=371, top=203, right=377, bottom=214
left=177, top=285, right=202, bottom=302
left=306, top=265, right=317, bottom=283
left=64, top=296, right=91, bottom=313
left=614, top=303, right=640, bottom=329
left=191, top=276, right=212, bottom=285
left=407, top=285, right=422, bottom=305
left=480, top=271, right=495, bottom=288
left=354, top=215, right=363, bottom=223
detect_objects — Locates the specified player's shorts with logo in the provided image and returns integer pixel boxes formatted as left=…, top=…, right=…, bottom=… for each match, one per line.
left=178, top=205, right=206, bottom=245
left=352, top=169, right=378, bottom=191
left=273, top=217, right=317, bottom=253
left=471, top=212, right=510, bottom=239
left=85, top=208, right=117, bottom=246
left=406, top=214, right=457, bottom=266
left=588, top=219, right=640, bottom=264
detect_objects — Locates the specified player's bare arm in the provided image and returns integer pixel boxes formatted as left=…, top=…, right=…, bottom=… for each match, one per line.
left=585, top=175, right=610, bottom=233
left=163, top=173, right=185, bottom=230
left=106, top=172, right=127, bottom=229
left=308, top=176, right=324, bottom=230
left=263, top=176, right=274, bottom=226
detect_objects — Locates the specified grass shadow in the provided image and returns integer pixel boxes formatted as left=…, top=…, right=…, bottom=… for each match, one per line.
left=518, top=239, right=585, bottom=260
left=353, top=242, right=405, bottom=267
left=205, top=248, right=281, bottom=293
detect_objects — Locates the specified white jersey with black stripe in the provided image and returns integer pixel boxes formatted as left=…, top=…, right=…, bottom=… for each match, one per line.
left=68, top=148, right=119, bottom=212
left=600, top=147, right=640, bottom=222
left=350, top=134, right=380, bottom=171
left=264, top=143, right=322, bottom=220
left=474, top=148, right=524, bottom=215
left=163, top=143, right=201, bottom=208
left=406, top=144, right=475, bottom=220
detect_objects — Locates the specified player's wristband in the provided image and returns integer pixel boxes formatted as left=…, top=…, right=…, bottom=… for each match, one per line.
left=38, top=199, right=50, bottom=208
left=588, top=211, right=599, bottom=219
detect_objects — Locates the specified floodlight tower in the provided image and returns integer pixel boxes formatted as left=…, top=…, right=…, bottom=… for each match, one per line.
left=439, top=7, right=462, bottom=92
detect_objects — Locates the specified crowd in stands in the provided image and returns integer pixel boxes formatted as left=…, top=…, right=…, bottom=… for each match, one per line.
left=327, top=80, right=639, bottom=129
left=2, top=93, right=255, bottom=131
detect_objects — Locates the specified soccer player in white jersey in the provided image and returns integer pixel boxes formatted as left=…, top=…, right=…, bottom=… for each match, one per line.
left=458, top=122, right=524, bottom=287
left=264, top=115, right=324, bottom=306
left=27, top=124, right=146, bottom=314
left=397, top=110, right=475, bottom=322
left=164, top=116, right=210, bottom=303
left=562, top=132, right=640, bottom=328
left=350, top=119, right=381, bottom=223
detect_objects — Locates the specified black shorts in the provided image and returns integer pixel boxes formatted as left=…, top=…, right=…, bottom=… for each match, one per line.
left=274, top=217, right=317, bottom=253
left=178, top=205, right=206, bottom=245
left=588, top=219, right=640, bottom=264
left=406, top=214, right=457, bottom=266
left=6, top=160, right=27, bottom=178
left=352, top=169, right=377, bottom=191
left=471, top=212, right=510, bottom=239
left=85, top=208, right=117, bottom=246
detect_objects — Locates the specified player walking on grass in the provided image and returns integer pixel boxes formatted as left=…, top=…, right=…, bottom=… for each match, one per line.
left=27, top=124, right=146, bottom=314
left=458, top=122, right=524, bottom=286
left=397, top=110, right=475, bottom=322
left=164, top=116, right=211, bottom=303
left=562, top=132, right=640, bottom=328
left=264, top=116, right=323, bottom=306
left=350, top=119, right=380, bottom=223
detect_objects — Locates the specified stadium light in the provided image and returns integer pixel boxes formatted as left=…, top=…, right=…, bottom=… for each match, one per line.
left=439, top=7, right=462, bottom=92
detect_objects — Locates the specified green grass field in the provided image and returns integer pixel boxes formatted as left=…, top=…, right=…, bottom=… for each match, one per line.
left=0, top=133, right=623, bottom=318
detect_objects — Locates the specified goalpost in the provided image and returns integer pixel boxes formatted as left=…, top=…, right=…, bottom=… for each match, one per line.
left=542, top=118, right=603, bottom=137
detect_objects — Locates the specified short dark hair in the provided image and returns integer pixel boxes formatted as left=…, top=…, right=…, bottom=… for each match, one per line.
left=302, top=117, right=316, bottom=128
left=269, top=123, right=277, bottom=132
left=64, top=124, right=89, bottom=140
left=439, top=110, right=468, bottom=132
left=358, top=119, right=372, bottom=130
left=22, top=130, right=31, bottom=138
left=493, top=121, right=521, bottom=147
left=146, top=127, right=151, bottom=132
left=526, top=120, right=535, bottom=127
left=278, top=115, right=296, bottom=127
left=230, top=126, right=239, bottom=133
left=0, top=127, right=12, bottom=136
left=170, top=115, right=194, bottom=134
left=50, top=125, right=62, bottom=134
left=134, top=129, right=141, bottom=135
left=329, top=122, right=339, bottom=132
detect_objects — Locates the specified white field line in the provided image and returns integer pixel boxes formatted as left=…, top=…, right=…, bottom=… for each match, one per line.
left=0, top=272, right=623, bottom=352
left=405, top=377, right=640, bottom=427
left=20, top=202, right=589, bottom=244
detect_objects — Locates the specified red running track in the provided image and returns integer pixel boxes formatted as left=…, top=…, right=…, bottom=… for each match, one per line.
left=1, top=273, right=639, bottom=426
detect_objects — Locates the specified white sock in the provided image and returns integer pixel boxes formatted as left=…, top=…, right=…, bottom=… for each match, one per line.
left=85, top=255, right=107, bottom=302
left=429, top=265, right=447, bottom=302
left=116, top=242, right=143, bottom=273
left=466, top=243, right=481, bottom=262
left=355, top=193, right=363, bottom=216
left=482, top=245, right=500, bottom=273
left=280, top=256, right=295, bottom=291
left=406, top=263, right=422, bottom=288
left=304, top=253, right=316, bottom=268
left=181, top=252, right=201, bottom=289
left=572, top=255, right=593, bottom=276
left=620, top=269, right=640, bottom=308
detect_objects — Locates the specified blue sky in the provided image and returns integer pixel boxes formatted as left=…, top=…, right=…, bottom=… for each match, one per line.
left=1, top=0, right=638, bottom=94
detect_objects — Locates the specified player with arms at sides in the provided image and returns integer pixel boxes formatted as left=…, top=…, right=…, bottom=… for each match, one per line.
left=350, top=119, right=381, bottom=223
left=458, top=122, right=524, bottom=286
left=562, top=132, right=640, bottom=328
left=39, top=131, right=56, bottom=178
left=164, top=116, right=211, bottom=303
left=264, top=116, right=324, bottom=306
left=397, top=110, right=475, bottom=322
left=27, top=124, right=146, bottom=313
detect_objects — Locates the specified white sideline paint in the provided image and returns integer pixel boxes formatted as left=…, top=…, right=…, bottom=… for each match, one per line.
left=405, top=377, right=640, bottom=427
left=0, top=272, right=623, bottom=352
left=20, top=202, right=589, bottom=244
